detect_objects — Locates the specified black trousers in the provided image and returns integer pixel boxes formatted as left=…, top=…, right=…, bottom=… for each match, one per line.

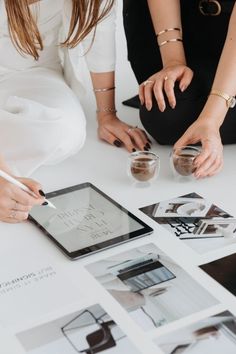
left=123, top=0, right=236, bottom=145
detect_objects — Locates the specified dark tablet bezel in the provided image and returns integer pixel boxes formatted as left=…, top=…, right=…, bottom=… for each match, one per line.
left=29, top=182, right=153, bottom=260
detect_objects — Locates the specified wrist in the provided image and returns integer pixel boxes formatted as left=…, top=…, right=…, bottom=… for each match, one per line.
left=97, top=111, right=117, bottom=122
left=163, top=59, right=187, bottom=69
left=210, top=89, right=236, bottom=109
left=197, top=113, right=224, bottom=129
left=161, top=46, right=186, bottom=68
left=198, top=95, right=228, bottom=128
left=96, top=107, right=117, bottom=122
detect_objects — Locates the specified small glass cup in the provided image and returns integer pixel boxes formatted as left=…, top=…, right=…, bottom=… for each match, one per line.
left=170, top=145, right=201, bottom=180
left=128, top=151, right=160, bottom=186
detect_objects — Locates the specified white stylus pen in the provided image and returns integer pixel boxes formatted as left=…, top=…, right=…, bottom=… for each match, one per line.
left=0, top=169, right=56, bottom=209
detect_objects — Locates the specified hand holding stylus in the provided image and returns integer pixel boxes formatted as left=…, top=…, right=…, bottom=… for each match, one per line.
left=0, top=169, right=53, bottom=223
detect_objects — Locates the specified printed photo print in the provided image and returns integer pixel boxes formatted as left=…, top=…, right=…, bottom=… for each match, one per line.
left=16, top=304, right=139, bottom=354
left=154, top=311, right=236, bottom=354
left=140, top=192, right=236, bottom=254
left=201, top=253, right=236, bottom=297
left=86, top=244, right=218, bottom=331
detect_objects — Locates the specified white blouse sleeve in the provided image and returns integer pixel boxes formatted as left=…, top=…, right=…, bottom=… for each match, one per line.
left=81, top=0, right=117, bottom=72
left=62, top=0, right=117, bottom=75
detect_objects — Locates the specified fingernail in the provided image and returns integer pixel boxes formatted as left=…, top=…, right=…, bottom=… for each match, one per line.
left=180, top=85, right=186, bottom=92
left=39, top=189, right=45, bottom=197
left=132, top=148, right=136, bottom=152
left=146, top=143, right=151, bottom=149
left=144, top=146, right=149, bottom=151
left=147, top=105, right=152, bottom=111
left=42, top=201, right=48, bottom=206
left=114, top=140, right=122, bottom=147
left=171, top=103, right=176, bottom=109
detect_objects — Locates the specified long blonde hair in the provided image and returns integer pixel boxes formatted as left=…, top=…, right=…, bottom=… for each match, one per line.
left=5, top=0, right=114, bottom=60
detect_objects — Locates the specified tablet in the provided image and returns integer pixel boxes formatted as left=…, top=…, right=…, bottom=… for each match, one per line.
left=29, top=183, right=153, bottom=260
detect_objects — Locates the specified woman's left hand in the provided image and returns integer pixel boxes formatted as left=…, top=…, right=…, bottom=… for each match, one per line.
left=174, top=119, right=223, bottom=178
left=97, top=113, right=150, bottom=152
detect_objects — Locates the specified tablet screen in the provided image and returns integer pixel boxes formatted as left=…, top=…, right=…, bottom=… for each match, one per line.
left=29, top=183, right=152, bottom=258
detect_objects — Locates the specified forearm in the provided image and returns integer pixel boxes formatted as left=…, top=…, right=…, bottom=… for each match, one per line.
left=91, top=71, right=149, bottom=151
left=90, top=71, right=116, bottom=119
left=199, top=4, right=236, bottom=127
left=147, top=0, right=186, bottom=67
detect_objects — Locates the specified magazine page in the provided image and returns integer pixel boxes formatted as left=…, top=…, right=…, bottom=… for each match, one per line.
left=16, top=303, right=141, bottom=354
left=140, top=193, right=236, bottom=255
left=86, top=243, right=218, bottom=331
left=0, top=260, right=86, bottom=327
left=201, top=253, right=236, bottom=297
left=154, top=310, right=236, bottom=354
left=0, top=328, right=25, bottom=354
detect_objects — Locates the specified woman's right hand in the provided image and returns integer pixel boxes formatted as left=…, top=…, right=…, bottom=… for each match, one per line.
left=139, top=63, right=193, bottom=112
left=0, top=176, right=45, bottom=223
left=174, top=118, right=224, bottom=178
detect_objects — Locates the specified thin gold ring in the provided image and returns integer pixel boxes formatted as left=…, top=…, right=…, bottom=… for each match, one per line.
left=127, top=126, right=138, bottom=134
left=143, top=80, right=154, bottom=86
left=164, top=76, right=174, bottom=82
left=164, top=77, right=175, bottom=88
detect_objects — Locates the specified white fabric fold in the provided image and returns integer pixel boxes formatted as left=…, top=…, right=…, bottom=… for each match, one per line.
left=0, top=0, right=116, bottom=176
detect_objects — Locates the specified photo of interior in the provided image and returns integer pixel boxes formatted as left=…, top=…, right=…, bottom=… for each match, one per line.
left=154, top=311, right=236, bottom=354
left=87, top=244, right=218, bottom=331
left=140, top=193, right=236, bottom=254
left=16, top=304, right=139, bottom=354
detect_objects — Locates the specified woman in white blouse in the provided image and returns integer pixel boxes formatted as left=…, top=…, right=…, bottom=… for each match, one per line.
left=0, top=0, right=148, bottom=223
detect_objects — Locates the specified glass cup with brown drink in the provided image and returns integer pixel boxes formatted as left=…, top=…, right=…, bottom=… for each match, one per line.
left=128, top=151, right=160, bottom=186
left=170, top=145, right=201, bottom=180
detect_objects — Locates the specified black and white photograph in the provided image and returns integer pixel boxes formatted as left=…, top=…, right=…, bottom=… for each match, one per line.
left=16, top=304, right=139, bottom=354
left=201, top=253, right=236, bottom=297
left=154, top=311, right=236, bottom=354
left=86, top=244, right=218, bottom=331
left=140, top=193, right=236, bottom=254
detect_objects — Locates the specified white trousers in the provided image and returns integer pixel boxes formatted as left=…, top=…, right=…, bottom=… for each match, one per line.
left=0, top=68, right=86, bottom=176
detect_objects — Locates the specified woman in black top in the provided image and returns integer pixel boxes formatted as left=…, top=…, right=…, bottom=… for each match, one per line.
left=123, top=0, right=236, bottom=178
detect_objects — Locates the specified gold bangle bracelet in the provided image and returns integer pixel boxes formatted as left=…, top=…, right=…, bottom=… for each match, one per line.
left=96, top=107, right=117, bottom=114
left=156, top=27, right=181, bottom=37
left=159, top=38, right=183, bottom=47
left=94, top=86, right=115, bottom=93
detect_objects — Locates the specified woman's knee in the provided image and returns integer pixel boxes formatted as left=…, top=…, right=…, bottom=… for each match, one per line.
left=59, top=107, right=86, bottom=149
left=140, top=99, right=204, bottom=145
left=140, top=105, right=182, bottom=144
left=37, top=104, right=86, bottom=160
left=140, top=80, right=207, bottom=144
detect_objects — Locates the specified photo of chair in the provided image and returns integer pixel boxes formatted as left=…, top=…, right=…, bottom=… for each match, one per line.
left=61, top=306, right=125, bottom=354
